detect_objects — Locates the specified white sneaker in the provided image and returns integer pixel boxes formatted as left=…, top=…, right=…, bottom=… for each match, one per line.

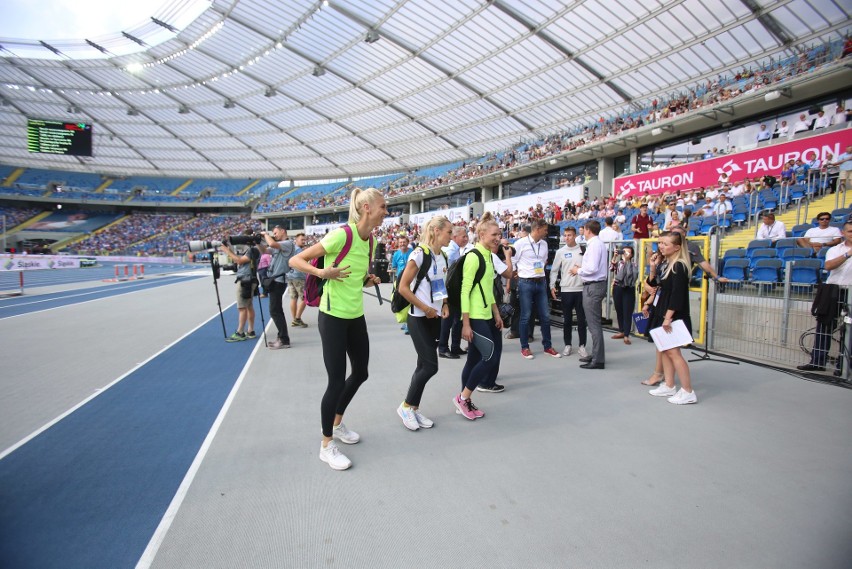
left=578, top=345, right=588, bottom=359
left=668, top=388, right=697, bottom=405
left=562, top=345, right=573, bottom=357
left=649, top=383, right=678, bottom=397
left=319, top=441, right=351, bottom=470
left=332, top=422, right=360, bottom=444
left=413, top=409, right=434, bottom=429
left=397, top=403, right=420, bottom=431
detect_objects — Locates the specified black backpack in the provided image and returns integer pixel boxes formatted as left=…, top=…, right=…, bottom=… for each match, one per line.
left=389, top=245, right=443, bottom=314
left=445, top=248, right=488, bottom=313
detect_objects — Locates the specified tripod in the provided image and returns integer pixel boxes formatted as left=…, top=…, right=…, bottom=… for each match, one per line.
left=209, top=255, right=228, bottom=339
left=255, top=281, right=268, bottom=347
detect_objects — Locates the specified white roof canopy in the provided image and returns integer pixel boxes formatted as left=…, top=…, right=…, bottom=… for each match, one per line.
left=0, top=0, right=849, bottom=180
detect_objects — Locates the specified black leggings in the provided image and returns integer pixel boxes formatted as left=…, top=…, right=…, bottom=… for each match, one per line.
left=318, top=312, right=369, bottom=437
left=405, top=315, right=441, bottom=407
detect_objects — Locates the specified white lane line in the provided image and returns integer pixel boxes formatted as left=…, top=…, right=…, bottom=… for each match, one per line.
left=135, top=320, right=269, bottom=569
left=0, top=278, right=204, bottom=321
left=0, top=303, right=237, bottom=461
left=0, top=276, right=192, bottom=310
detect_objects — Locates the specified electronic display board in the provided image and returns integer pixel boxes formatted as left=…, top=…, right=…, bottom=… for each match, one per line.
left=27, top=119, right=93, bottom=157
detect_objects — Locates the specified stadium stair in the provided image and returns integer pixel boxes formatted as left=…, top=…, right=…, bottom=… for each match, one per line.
left=1, top=211, right=52, bottom=238
left=94, top=179, right=113, bottom=193
left=170, top=179, right=193, bottom=196
left=719, top=192, right=851, bottom=256
left=236, top=180, right=260, bottom=196
left=2, top=168, right=25, bottom=186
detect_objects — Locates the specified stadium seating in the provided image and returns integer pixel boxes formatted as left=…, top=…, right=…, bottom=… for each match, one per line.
left=722, top=259, right=749, bottom=283
left=790, top=259, right=821, bottom=286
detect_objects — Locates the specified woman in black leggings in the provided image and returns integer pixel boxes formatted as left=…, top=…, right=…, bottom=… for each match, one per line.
left=289, top=187, right=387, bottom=470
left=396, top=216, right=453, bottom=431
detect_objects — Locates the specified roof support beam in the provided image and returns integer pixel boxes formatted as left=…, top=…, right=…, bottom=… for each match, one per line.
left=739, top=0, right=796, bottom=50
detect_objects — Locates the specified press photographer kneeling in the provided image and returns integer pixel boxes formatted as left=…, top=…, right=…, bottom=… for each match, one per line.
left=219, top=234, right=265, bottom=342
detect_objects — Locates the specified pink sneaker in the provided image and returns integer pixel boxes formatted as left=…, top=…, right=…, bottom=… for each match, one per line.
left=453, top=394, right=477, bottom=420
left=467, top=399, right=485, bottom=418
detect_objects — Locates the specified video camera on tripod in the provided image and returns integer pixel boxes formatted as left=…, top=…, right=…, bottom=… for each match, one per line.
left=186, top=233, right=269, bottom=341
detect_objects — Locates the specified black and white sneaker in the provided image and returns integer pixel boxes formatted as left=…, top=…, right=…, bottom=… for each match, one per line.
left=476, top=384, right=505, bottom=393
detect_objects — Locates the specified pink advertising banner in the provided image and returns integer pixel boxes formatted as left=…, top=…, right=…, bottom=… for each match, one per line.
left=614, top=129, right=852, bottom=198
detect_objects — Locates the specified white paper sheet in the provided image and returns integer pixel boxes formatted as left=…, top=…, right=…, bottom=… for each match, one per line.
left=649, top=319, right=694, bottom=351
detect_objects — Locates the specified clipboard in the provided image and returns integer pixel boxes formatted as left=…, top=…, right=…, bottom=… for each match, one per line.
left=649, top=319, right=693, bottom=352
left=471, top=331, right=495, bottom=362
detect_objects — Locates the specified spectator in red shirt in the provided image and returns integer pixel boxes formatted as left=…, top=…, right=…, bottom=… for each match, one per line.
left=631, top=203, right=653, bottom=239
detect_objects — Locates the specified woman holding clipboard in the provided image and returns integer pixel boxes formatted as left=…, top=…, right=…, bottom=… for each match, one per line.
left=643, top=232, right=697, bottom=405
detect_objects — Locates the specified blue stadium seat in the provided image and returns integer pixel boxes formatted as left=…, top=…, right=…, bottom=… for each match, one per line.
left=791, top=223, right=813, bottom=237
left=790, top=259, right=821, bottom=285
left=722, top=258, right=749, bottom=282
left=746, top=239, right=772, bottom=256
left=749, top=248, right=777, bottom=269
left=751, top=258, right=783, bottom=284
left=774, top=238, right=797, bottom=256
left=780, top=247, right=812, bottom=262
left=831, top=208, right=850, bottom=222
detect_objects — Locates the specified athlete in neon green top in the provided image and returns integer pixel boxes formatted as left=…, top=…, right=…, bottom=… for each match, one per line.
left=289, top=187, right=387, bottom=471
left=318, top=223, right=374, bottom=319
left=453, top=214, right=504, bottom=421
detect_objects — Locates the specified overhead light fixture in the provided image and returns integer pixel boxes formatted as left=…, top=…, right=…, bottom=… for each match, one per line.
left=549, top=158, right=557, bottom=165
left=651, top=127, right=662, bottom=136
left=66, top=105, right=80, bottom=113
left=312, top=66, right=326, bottom=77
left=126, top=62, right=143, bottom=73
left=224, top=100, right=235, bottom=109
left=127, top=108, right=139, bottom=116
left=264, top=87, right=277, bottom=97
left=178, top=105, right=190, bottom=114
left=764, top=88, right=791, bottom=102
left=365, top=30, right=380, bottom=44
left=502, top=172, right=509, bottom=177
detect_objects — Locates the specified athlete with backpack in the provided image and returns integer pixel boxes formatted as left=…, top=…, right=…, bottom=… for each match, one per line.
left=446, top=212, right=505, bottom=420
left=288, top=187, right=387, bottom=471
left=394, top=216, right=452, bottom=431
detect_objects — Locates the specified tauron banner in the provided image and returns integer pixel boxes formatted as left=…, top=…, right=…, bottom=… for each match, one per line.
left=614, top=129, right=852, bottom=198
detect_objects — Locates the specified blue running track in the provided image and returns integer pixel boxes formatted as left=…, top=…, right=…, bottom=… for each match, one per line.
left=0, top=262, right=198, bottom=290
left=0, top=274, right=204, bottom=319
left=0, top=305, right=258, bottom=568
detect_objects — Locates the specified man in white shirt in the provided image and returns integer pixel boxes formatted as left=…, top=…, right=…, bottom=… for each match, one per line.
left=713, top=194, right=733, bottom=217
left=832, top=105, right=848, bottom=126
left=798, top=222, right=852, bottom=374
left=792, top=113, right=811, bottom=135
left=755, top=212, right=787, bottom=242
left=704, top=187, right=719, bottom=201
left=513, top=218, right=560, bottom=360
left=599, top=217, right=623, bottom=243
left=812, top=110, right=830, bottom=130
left=774, top=120, right=789, bottom=138
left=796, top=212, right=842, bottom=252
left=570, top=220, right=608, bottom=369
left=756, top=124, right=772, bottom=142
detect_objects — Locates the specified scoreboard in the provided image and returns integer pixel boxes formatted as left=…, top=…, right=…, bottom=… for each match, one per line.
left=27, top=119, right=93, bottom=157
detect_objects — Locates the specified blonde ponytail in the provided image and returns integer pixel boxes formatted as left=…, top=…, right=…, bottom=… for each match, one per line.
left=476, top=211, right=498, bottom=238
left=348, top=187, right=383, bottom=223
left=421, top=216, right=450, bottom=250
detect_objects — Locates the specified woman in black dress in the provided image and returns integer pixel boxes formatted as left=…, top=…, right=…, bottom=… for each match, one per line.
left=643, top=232, right=697, bottom=404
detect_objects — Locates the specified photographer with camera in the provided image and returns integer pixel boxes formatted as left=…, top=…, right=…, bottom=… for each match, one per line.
left=219, top=236, right=264, bottom=342
left=263, top=225, right=296, bottom=349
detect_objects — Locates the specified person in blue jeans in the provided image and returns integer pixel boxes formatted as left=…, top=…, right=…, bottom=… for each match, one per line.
left=513, top=218, right=561, bottom=360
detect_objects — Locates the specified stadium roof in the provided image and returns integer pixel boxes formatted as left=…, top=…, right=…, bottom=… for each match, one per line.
left=0, top=0, right=849, bottom=180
